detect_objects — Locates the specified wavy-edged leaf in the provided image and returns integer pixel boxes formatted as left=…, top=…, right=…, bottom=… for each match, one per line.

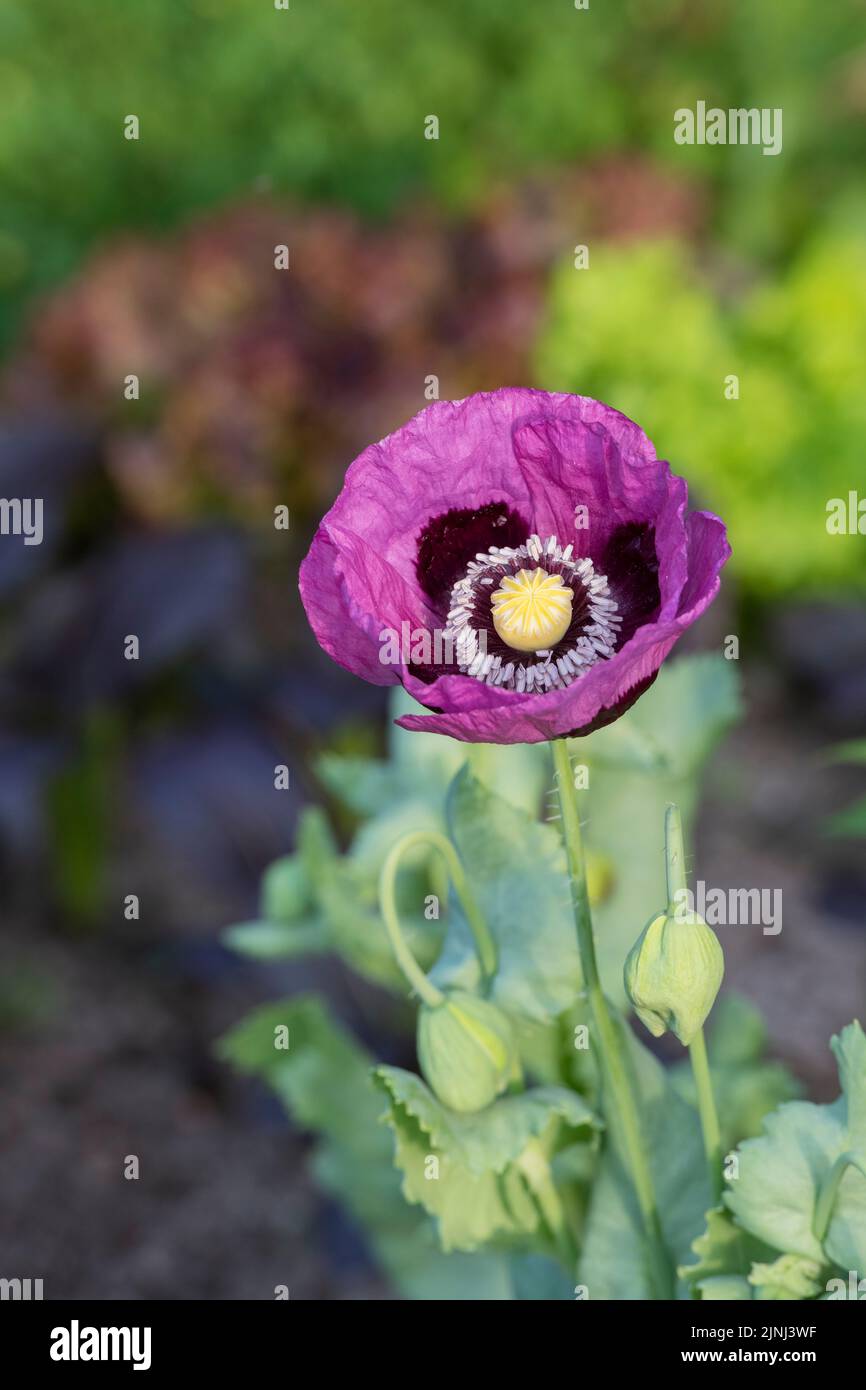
left=218, top=995, right=381, bottom=1149
left=748, top=1254, right=824, bottom=1301
left=679, top=1204, right=774, bottom=1300
left=218, top=995, right=513, bottom=1299
left=375, top=1066, right=598, bottom=1252
left=377, top=1066, right=598, bottom=1175
left=725, top=1020, right=866, bottom=1272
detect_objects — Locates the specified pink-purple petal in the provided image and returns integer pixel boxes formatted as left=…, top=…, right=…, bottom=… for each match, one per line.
left=299, top=389, right=730, bottom=744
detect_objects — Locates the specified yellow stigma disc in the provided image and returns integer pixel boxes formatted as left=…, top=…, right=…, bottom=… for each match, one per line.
left=490, top=568, right=573, bottom=653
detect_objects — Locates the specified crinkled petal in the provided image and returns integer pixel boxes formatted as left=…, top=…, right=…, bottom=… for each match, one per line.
left=299, top=526, right=394, bottom=685
left=511, top=399, right=661, bottom=550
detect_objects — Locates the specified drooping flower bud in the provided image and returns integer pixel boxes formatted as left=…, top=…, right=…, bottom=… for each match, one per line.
left=417, top=990, right=517, bottom=1113
left=624, top=908, right=724, bottom=1046
left=623, top=804, right=724, bottom=1046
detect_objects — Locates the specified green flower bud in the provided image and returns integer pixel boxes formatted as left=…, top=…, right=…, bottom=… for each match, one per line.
left=417, top=990, right=516, bottom=1113
left=624, top=907, right=724, bottom=1046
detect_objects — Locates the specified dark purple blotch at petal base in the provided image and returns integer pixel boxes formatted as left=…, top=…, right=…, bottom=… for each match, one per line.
left=299, top=389, right=730, bottom=744
left=416, top=501, right=528, bottom=604
left=601, top=521, right=661, bottom=646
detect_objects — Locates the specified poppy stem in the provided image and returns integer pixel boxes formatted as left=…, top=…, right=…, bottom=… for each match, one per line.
left=666, top=803, right=724, bottom=1200
left=688, top=1026, right=724, bottom=1201
left=551, top=738, right=673, bottom=1298
left=379, top=830, right=497, bottom=1000
left=664, top=802, right=688, bottom=909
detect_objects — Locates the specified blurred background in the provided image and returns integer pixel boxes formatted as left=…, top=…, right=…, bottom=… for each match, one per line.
left=1, top=0, right=865, bottom=1299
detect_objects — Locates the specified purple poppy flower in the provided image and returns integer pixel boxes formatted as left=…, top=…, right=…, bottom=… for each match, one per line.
left=299, top=389, right=729, bottom=744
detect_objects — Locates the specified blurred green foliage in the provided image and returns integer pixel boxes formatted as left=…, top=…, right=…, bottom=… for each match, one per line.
left=2, top=0, right=865, bottom=345
left=536, top=222, right=866, bottom=596
left=825, top=740, right=866, bottom=839
left=46, top=711, right=122, bottom=930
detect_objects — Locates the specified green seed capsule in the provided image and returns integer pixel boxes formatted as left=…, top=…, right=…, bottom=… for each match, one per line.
left=417, top=990, right=516, bottom=1113
left=623, top=907, right=724, bottom=1047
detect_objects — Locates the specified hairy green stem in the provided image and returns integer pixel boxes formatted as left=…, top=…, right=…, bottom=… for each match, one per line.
left=665, top=802, right=688, bottom=908
left=380, top=843, right=444, bottom=1007
left=689, top=1027, right=723, bottom=1201
left=666, top=802, right=724, bottom=1200
left=551, top=739, right=673, bottom=1297
left=379, top=830, right=497, bottom=1001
